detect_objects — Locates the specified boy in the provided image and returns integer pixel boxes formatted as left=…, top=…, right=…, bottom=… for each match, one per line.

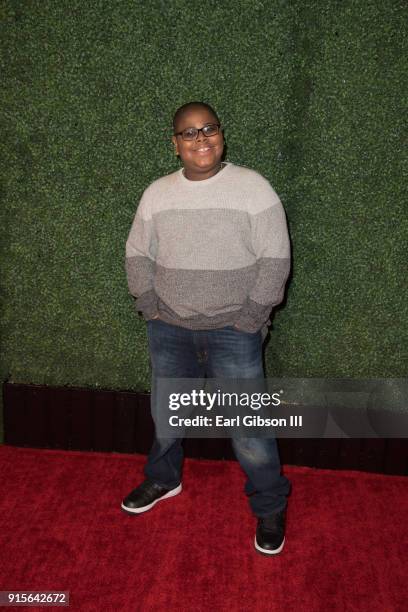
left=122, top=101, right=291, bottom=556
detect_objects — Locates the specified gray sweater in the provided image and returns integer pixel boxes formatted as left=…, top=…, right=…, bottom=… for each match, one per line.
left=125, top=161, right=290, bottom=338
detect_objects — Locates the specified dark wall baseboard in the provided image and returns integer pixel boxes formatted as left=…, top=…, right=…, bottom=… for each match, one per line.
left=3, top=382, right=407, bottom=475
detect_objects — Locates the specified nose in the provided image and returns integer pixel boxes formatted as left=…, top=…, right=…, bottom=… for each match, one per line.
left=196, top=128, right=208, bottom=141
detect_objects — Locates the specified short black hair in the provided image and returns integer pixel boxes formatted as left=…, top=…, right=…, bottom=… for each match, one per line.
left=172, top=101, right=220, bottom=132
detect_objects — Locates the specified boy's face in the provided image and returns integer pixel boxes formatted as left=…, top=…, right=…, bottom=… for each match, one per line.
left=172, top=107, right=224, bottom=180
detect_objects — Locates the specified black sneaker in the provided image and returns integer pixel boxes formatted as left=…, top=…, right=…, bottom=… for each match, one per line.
left=121, top=479, right=182, bottom=515
left=254, top=509, right=286, bottom=556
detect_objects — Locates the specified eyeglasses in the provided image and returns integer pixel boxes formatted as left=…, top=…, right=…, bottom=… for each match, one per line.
left=174, top=123, right=221, bottom=141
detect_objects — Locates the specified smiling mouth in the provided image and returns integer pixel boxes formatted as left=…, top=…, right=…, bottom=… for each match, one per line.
left=195, top=146, right=213, bottom=152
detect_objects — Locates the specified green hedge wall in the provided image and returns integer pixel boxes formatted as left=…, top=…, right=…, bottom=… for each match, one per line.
left=1, top=0, right=406, bottom=439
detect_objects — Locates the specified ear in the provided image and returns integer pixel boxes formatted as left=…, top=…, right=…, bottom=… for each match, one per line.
left=171, top=135, right=179, bottom=155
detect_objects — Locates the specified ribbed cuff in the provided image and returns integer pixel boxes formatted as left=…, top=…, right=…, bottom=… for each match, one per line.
left=234, top=299, right=272, bottom=333
left=134, top=290, right=159, bottom=321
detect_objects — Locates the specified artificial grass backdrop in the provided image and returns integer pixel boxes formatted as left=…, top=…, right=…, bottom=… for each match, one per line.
left=0, top=1, right=406, bottom=437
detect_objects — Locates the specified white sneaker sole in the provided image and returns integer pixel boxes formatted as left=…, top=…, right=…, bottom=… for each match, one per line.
left=254, top=535, right=285, bottom=555
left=121, top=483, right=182, bottom=515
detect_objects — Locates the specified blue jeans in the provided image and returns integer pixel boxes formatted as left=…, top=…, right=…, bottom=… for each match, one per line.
left=144, top=319, right=291, bottom=517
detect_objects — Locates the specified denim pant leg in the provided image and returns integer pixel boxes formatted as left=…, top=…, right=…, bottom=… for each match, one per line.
left=206, top=326, right=291, bottom=517
left=144, top=319, right=205, bottom=489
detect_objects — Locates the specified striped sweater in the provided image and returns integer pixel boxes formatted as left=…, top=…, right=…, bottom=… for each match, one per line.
left=125, top=161, right=290, bottom=337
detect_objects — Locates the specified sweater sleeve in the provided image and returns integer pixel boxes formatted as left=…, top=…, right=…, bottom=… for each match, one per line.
left=234, top=193, right=291, bottom=333
left=125, top=191, right=159, bottom=320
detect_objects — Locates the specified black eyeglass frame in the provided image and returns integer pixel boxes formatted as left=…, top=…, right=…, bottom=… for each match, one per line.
left=173, top=123, right=221, bottom=141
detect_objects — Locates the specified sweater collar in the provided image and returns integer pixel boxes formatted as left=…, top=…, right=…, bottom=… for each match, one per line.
left=178, top=161, right=232, bottom=186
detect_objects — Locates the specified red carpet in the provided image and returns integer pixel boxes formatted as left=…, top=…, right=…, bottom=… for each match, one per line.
left=0, top=445, right=407, bottom=612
